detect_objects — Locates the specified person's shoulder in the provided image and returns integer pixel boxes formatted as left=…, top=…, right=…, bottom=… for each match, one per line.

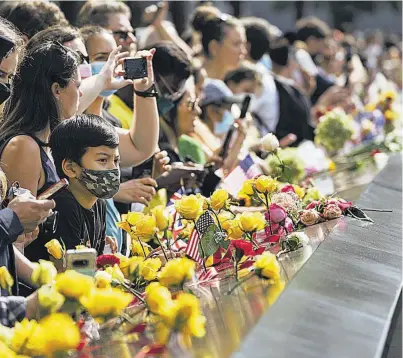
left=54, top=189, right=82, bottom=212
left=2, top=135, right=40, bottom=156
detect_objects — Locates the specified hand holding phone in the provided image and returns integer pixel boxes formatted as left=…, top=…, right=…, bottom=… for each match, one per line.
left=219, top=95, right=251, bottom=159
left=37, top=179, right=68, bottom=200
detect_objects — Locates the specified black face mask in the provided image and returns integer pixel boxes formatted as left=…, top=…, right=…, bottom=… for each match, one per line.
left=269, top=45, right=289, bottom=67
left=0, top=82, right=10, bottom=105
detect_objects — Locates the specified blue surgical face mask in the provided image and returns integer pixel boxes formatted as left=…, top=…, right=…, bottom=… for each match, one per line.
left=91, top=61, right=120, bottom=98
left=214, top=110, right=234, bottom=135
left=259, top=54, right=272, bottom=71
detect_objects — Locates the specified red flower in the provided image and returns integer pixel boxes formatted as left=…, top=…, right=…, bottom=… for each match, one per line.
left=231, top=240, right=254, bottom=257
left=230, top=240, right=264, bottom=261
left=370, top=149, right=381, bottom=157
left=306, top=201, right=320, bottom=210
left=96, top=254, right=120, bottom=268
left=280, top=184, right=296, bottom=194
left=128, top=322, right=147, bottom=334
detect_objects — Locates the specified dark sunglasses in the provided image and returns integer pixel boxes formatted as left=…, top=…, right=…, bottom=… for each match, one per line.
left=76, top=51, right=89, bottom=64
left=113, top=30, right=136, bottom=41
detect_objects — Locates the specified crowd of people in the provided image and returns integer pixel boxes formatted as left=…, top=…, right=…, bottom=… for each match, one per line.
left=0, top=0, right=401, bottom=327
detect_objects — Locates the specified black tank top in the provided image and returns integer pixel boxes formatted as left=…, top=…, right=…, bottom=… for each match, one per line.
left=0, top=134, right=59, bottom=196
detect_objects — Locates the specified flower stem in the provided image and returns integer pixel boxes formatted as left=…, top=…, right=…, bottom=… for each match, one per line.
left=155, top=234, right=169, bottom=262
left=194, top=220, right=207, bottom=273
left=122, top=282, right=146, bottom=305
left=136, top=237, right=147, bottom=258
left=226, top=273, right=255, bottom=295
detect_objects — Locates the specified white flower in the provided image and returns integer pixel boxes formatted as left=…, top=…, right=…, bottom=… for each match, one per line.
left=261, top=133, right=279, bottom=152
left=287, top=232, right=309, bottom=246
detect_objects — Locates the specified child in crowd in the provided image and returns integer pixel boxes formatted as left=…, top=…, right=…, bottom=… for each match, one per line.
left=46, top=114, right=119, bottom=258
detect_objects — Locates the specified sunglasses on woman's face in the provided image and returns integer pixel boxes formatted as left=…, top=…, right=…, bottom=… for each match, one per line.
left=113, top=30, right=136, bottom=41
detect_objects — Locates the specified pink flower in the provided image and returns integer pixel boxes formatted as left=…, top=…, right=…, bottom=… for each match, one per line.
left=280, top=184, right=296, bottom=194
left=284, top=217, right=294, bottom=233
left=323, top=204, right=342, bottom=220
left=326, top=199, right=353, bottom=212
left=269, top=203, right=288, bottom=223
left=306, top=201, right=320, bottom=210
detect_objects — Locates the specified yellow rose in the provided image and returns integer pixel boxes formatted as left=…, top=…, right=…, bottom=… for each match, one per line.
left=227, top=218, right=244, bottom=239
left=328, top=160, right=337, bottom=172
left=34, top=313, right=80, bottom=356
left=0, top=341, right=20, bottom=358
left=133, top=215, right=158, bottom=241
left=31, top=260, right=57, bottom=287
left=364, top=102, right=377, bottom=112
left=127, top=256, right=145, bottom=280
left=94, top=271, right=112, bottom=288
left=37, top=285, right=65, bottom=313
left=126, top=212, right=145, bottom=226
left=238, top=179, right=255, bottom=198
left=151, top=205, right=169, bottom=231
left=210, top=189, right=229, bottom=211
left=159, top=258, right=195, bottom=288
left=105, top=264, right=125, bottom=283
left=80, top=288, right=133, bottom=319
left=55, top=270, right=94, bottom=299
left=253, top=252, right=280, bottom=281
left=218, top=211, right=234, bottom=231
left=131, top=239, right=150, bottom=258
left=238, top=212, right=265, bottom=233
left=255, top=175, right=278, bottom=194
left=11, top=319, right=42, bottom=356
left=145, top=282, right=174, bottom=316
left=44, top=239, right=64, bottom=260
left=141, top=258, right=162, bottom=281
left=0, top=266, right=14, bottom=293
left=174, top=195, right=204, bottom=220
left=292, top=184, right=305, bottom=199
left=384, top=109, right=397, bottom=121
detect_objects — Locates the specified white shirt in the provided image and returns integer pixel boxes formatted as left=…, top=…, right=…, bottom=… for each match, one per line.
left=250, top=63, right=279, bottom=135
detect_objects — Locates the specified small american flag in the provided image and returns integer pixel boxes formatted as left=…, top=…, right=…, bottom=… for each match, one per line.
left=167, top=187, right=185, bottom=216
left=167, top=187, right=186, bottom=239
left=185, top=211, right=215, bottom=264
left=221, top=154, right=263, bottom=196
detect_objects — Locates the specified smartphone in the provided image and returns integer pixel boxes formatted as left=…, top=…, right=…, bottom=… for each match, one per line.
left=219, top=95, right=251, bottom=159
left=123, top=57, right=148, bottom=80
left=66, top=248, right=97, bottom=277
left=0, top=35, right=14, bottom=61
left=37, top=179, right=68, bottom=200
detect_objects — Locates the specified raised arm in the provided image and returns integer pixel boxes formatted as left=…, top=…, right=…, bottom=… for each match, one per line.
left=116, top=49, right=160, bottom=167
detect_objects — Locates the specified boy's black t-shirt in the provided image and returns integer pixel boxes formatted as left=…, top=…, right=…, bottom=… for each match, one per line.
left=25, top=189, right=106, bottom=262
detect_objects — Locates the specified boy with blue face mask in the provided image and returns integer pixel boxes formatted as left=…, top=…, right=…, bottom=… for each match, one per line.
left=27, top=114, right=120, bottom=262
